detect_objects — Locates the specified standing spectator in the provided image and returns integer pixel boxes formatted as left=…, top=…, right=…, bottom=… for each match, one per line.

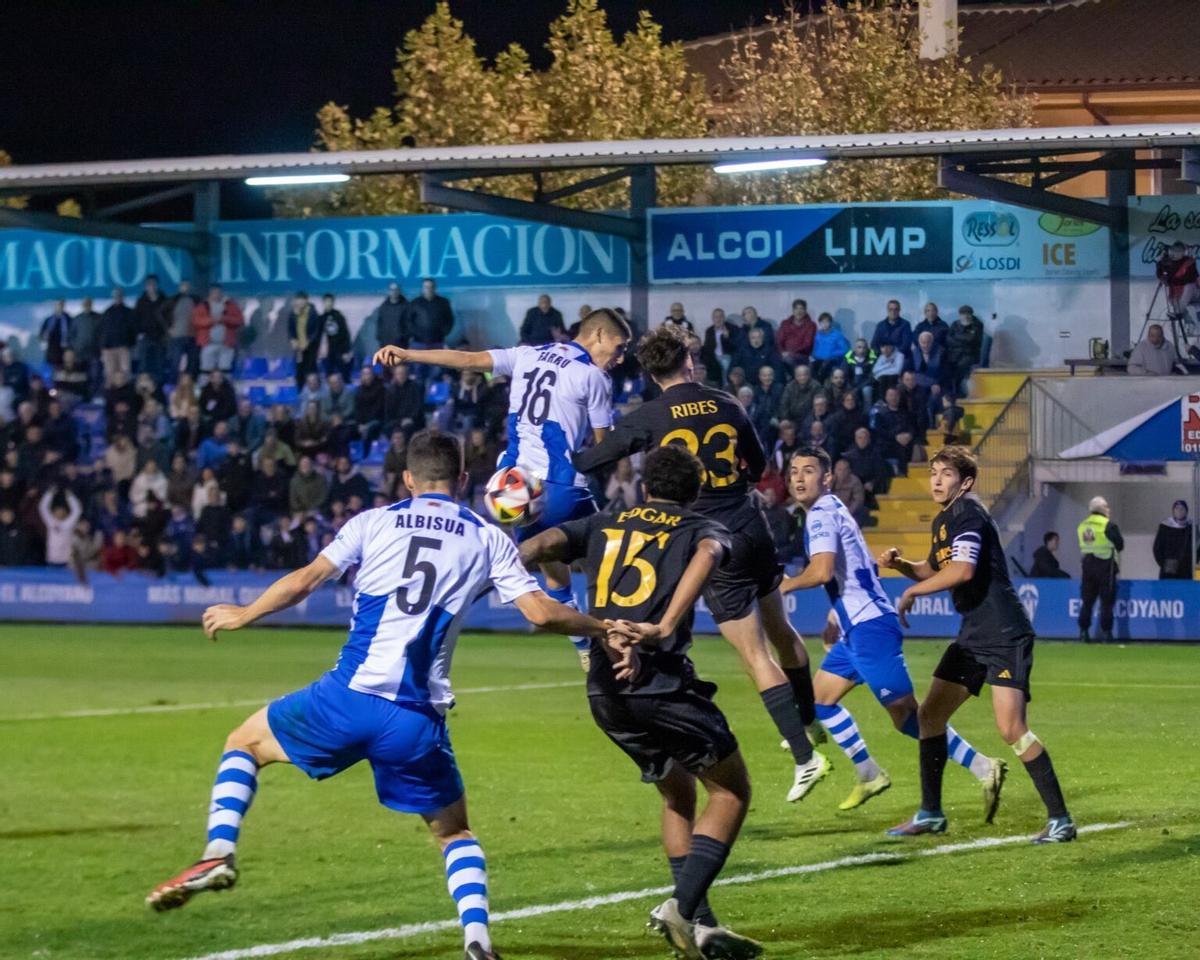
left=134, top=274, right=169, bottom=383
left=1153, top=500, right=1194, bottom=580
left=38, top=487, right=82, bottom=565
left=0, top=506, right=26, bottom=566
left=170, top=371, right=200, bottom=421
left=700, top=307, right=740, bottom=385
left=193, top=285, right=244, bottom=373
left=870, top=299, right=913, bottom=356
left=1127, top=324, right=1178, bottom=376
left=915, top=301, right=949, bottom=349
left=0, top=348, right=30, bottom=405
left=520, top=294, right=565, bottom=345
left=777, top=298, right=816, bottom=366
left=285, top=291, right=321, bottom=387
left=229, top=397, right=266, bottom=452
left=289, top=455, right=329, bottom=518
left=53, top=350, right=91, bottom=406
left=383, top=364, right=426, bottom=437
left=604, top=458, right=641, bottom=512
left=831, top=458, right=867, bottom=525
left=462, top=428, right=493, bottom=504
left=319, top=293, right=353, bottom=380
left=739, top=305, right=774, bottom=341
left=1077, top=496, right=1123, bottom=642
left=196, top=486, right=233, bottom=558
left=129, top=460, right=168, bottom=518
left=1030, top=531, right=1071, bottom=579
left=165, top=279, right=199, bottom=383
left=199, top=368, right=237, bottom=424
left=779, top=364, right=822, bottom=426
left=870, top=387, right=916, bottom=475
left=810, top=312, right=849, bottom=383
left=100, top=288, right=137, bottom=386
left=353, top=366, right=386, bottom=447
left=40, top=299, right=73, bottom=368
left=321, top=372, right=355, bottom=422
left=228, top=513, right=261, bottom=570
left=1155, top=240, right=1199, bottom=324
left=910, top=330, right=945, bottom=420
left=69, top=296, right=103, bottom=393
left=70, top=516, right=103, bottom=578
left=405, top=277, right=457, bottom=355
left=871, top=341, right=906, bottom=395
left=382, top=429, right=410, bottom=501
left=166, top=453, right=196, bottom=510
left=662, top=301, right=694, bottom=334
left=898, top=369, right=931, bottom=438
left=374, top=281, right=409, bottom=351
left=945, top=305, right=985, bottom=395
left=265, top=516, right=303, bottom=569
left=734, top=327, right=784, bottom=383
left=218, top=439, right=255, bottom=513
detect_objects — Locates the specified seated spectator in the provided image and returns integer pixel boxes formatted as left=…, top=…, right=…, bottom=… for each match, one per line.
left=945, top=305, right=985, bottom=395
left=755, top=462, right=788, bottom=505
left=754, top=365, right=783, bottom=424
left=831, top=458, right=866, bottom=525
left=810, top=312, right=849, bottom=383
left=807, top=418, right=831, bottom=454
left=910, top=330, right=945, bottom=410
left=321, top=372, right=355, bottom=421
left=104, top=434, right=138, bottom=493
left=799, top=393, right=831, bottom=442
left=228, top=513, right=261, bottom=570
left=0, top=506, right=28, bottom=565
left=38, top=486, right=83, bottom=566
left=70, top=516, right=103, bottom=579
left=382, top=429, right=410, bottom=501
left=104, top=368, right=140, bottom=421
left=700, top=307, right=740, bottom=385
left=197, top=486, right=233, bottom=557
left=870, top=299, right=913, bottom=356
left=771, top=419, right=802, bottom=472
left=870, top=387, right=917, bottom=474
left=251, top=456, right=290, bottom=523
left=1127, top=324, right=1178, bottom=376
left=842, top=338, right=877, bottom=405
left=1030, top=531, right=1071, bottom=579
left=289, top=455, right=329, bottom=517
left=662, top=301, right=694, bottom=334
left=189, top=532, right=216, bottom=584
left=738, top=385, right=773, bottom=447
left=297, top=371, right=326, bottom=413
left=604, top=458, right=641, bottom=512
left=327, top=454, right=371, bottom=507
left=823, top=367, right=850, bottom=409
left=761, top=485, right=801, bottom=562
left=129, top=460, right=168, bottom=518
left=734, top=327, right=785, bottom=383
left=294, top=401, right=330, bottom=459
left=169, top=372, right=200, bottom=420
left=92, top=487, right=130, bottom=543
left=166, top=453, right=197, bottom=510
left=191, top=466, right=222, bottom=520
left=354, top=366, right=386, bottom=445
left=384, top=364, right=426, bottom=437
left=843, top=426, right=890, bottom=503
left=521, top=294, right=566, bottom=344
left=452, top=370, right=486, bottom=432
left=219, top=440, right=255, bottom=512
left=779, top=364, right=822, bottom=426
left=42, top=399, right=78, bottom=462
left=265, top=516, right=304, bottom=570
left=269, top=404, right=297, bottom=450
left=739, top=305, right=773, bottom=340
left=871, top=341, right=906, bottom=395
left=463, top=428, right=494, bottom=505
left=135, top=494, right=169, bottom=559
left=138, top=397, right=172, bottom=447
left=915, top=301, right=949, bottom=349
left=0, top=346, right=31, bottom=403
left=936, top=394, right=966, bottom=443
left=53, top=349, right=91, bottom=406
left=193, top=285, right=244, bottom=373
left=777, top=298, right=816, bottom=366
left=100, top=529, right=139, bottom=575
left=229, top=397, right=267, bottom=452
left=166, top=503, right=196, bottom=555
left=199, top=368, right=237, bottom=424
left=0, top=468, right=22, bottom=515
left=253, top=427, right=297, bottom=473
left=197, top=420, right=232, bottom=471
left=825, top=390, right=866, bottom=460
left=726, top=366, right=748, bottom=395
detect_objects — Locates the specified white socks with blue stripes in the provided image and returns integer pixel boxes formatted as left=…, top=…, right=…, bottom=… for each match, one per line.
left=202, top=750, right=258, bottom=860
left=816, top=703, right=881, bottom=782
left=444, top=838, right=491, bottom=950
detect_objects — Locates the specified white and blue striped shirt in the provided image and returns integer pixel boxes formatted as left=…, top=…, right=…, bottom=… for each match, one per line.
left=803, top=493, right=896, bottom=633
left=320, top=495, right=539, bottom=712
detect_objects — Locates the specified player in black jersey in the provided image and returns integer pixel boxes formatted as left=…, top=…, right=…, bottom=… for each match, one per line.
left=880, top=446, right=1076, bottom=844
left=520, top=446, right=762, bottom=960
left=574, top=325, right=829, bottom=804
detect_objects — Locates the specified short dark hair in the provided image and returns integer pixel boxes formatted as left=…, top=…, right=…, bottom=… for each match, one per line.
left=406, top=430, right=462, bottom=482
left=579, top=307, right=632, bottom=341
left=793, top=298, right=806, bottom=309
left=792, top=444, right=832, bottom=475
left=295, top=290, right=309, bottom=299
left=931, top=444, right=978, bottom=484
left=636, top=325, right=690, bottom=379
left=643, top=445, right=703, bottom=504
left=1043, top=531, right=1059, bottom=545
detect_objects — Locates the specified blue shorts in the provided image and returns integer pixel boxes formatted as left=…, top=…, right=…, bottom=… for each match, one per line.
left=515, top=480, right=597, bottom=543
left=819, top=614, right=914, bottom=706
left=267, top=674, right=464, bottom=815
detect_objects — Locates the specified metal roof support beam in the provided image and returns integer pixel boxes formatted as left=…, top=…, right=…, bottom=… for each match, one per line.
left=1108, top=164, right=1133, bottom=354
left=192, top=181, right=220, bottom=292
left=937, top=158, right=1123, bottom=228
left=93, top=183, right=200, bottom=219
left=0, top=207, right=207, bottom=252
left=629, top=165, right=656, bottom=328
left=536, top=167, right=634, bottom=204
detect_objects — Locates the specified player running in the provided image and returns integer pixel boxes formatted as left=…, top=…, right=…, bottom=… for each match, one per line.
left=373, top=308, right=630, bottom=669
left=520, top=445, right=762, bottom=960
left=782, top=447, right=1006, bottom=815
left=146, top=432, right=625, bottom=960
left=574, top=325, right=828, bottom=803
left=882, top=446, right=1076, bottom=843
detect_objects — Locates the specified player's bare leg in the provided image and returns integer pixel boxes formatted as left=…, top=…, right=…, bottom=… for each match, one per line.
left=424, top=797, right=501, bottom=959
left=541, top=558, right=590, bottom=669
left=991, top=686, right=1075, bottom=843
left=719, top=608, right=829, bottom=801
left=758, top=590, right=822, bottom=743
left=887, top=678, right=970, bottom=836
left=147, top=707, right=289, bottom=911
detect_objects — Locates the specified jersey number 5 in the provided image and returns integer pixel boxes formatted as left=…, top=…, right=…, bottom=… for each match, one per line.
left=595, top=528, right=669, bottom=607
left=516, top=368, right=557, bottom=426
left=660, top=424, right=739, bottom=488
left=395, top=536, right=441, bottom=615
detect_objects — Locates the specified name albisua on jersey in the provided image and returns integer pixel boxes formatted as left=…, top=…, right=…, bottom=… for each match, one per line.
left=394, top=513, right=468, bottom=536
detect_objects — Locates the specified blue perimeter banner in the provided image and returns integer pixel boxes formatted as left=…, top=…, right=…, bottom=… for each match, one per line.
left=649, top=201, right=1109, bottom=284
left=0, top=569, right=1194, bottom=641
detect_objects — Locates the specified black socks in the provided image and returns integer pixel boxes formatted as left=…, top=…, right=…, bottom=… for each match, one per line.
left=673, top=835, right=730, bottom=923
left=919, top=733, right=948, bottom=814
left=783, top=664, right=817, bottom=727
left=1023, top=749, right=1069, bottom=819
left=761, top=683, right=813, bottom=764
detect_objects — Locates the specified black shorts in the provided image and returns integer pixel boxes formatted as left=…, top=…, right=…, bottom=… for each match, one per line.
left=588, top=679, right=739, bottom=783
left=703, top=508, right=783, bottom=624
left=934, top=636, right=1035, bottom=702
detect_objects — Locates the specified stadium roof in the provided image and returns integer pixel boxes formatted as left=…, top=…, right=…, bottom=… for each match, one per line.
left=1, top=124, right=1198, bottom=190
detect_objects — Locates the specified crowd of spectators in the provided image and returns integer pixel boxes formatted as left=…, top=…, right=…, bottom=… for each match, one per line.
left=0, top=280, right=988, bottom=579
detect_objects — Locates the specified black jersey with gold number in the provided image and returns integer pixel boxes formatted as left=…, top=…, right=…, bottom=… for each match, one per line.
left=558, top=502, right=730, bottom=697
left=573, top=382, right=766, bottom=524
left=928, top=494, right=1032, bottom=648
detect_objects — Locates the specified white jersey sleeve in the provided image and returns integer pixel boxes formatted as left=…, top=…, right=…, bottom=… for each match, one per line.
left=805, top=494, right=895, bottom=632
left=804, top=504, right=840, bottom=557
left=487, top=347, right=520, bottom=379
left=585, top=366, right=615, bottom=430
left=483, top=525, right=540, bottom=604
left=321, top=511, right=370, bottom=572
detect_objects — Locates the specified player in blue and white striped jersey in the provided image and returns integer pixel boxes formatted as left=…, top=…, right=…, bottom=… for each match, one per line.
left=374, top=308, right=631, bottom=667
left=780, top=446, right=1006, bottom=818
left=146, top=432, right=625, bottom=960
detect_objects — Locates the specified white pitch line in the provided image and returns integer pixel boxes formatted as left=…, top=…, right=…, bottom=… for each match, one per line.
left=0, top=681, right=578, bottom=723
left=181, top=821, right=1132, bottom=960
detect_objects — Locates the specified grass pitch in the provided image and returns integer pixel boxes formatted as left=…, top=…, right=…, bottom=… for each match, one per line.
left=1, top=625, right=1198, bottom=960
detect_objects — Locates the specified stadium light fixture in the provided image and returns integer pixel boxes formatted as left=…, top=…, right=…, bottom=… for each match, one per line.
left=244, top=173, right=351, bottom=186
left=712, top=158, right=828, bottom=174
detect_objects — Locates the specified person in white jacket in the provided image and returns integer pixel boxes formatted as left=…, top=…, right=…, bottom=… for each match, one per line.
left=38, top=488, right=83, bottom=566
left=130, top=460, right=169, bottom=518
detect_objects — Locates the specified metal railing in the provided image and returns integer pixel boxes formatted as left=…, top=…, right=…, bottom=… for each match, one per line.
left=971, top=376, right=1033, bottom=522
left=1028, top=377, right=1099, bottom=460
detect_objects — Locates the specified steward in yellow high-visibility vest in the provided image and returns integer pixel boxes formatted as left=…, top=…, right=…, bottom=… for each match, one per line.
left=1076, top=496, right=1124, bottom=642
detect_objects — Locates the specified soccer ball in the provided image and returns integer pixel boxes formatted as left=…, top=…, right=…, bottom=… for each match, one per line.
left=483, top=466, right=545, bottom=525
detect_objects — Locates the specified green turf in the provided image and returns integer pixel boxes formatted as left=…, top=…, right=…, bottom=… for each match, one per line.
left=1, top=625, right=1197, bottom=960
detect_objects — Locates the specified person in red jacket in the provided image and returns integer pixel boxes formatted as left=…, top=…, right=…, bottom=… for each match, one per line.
left=192, top=285, right=245, bottom=373
left=101, top=530, right=140, bottom=575
left=777, top=298, right=817, bottom=366
left=1156, top=241, right=1199, bottom=327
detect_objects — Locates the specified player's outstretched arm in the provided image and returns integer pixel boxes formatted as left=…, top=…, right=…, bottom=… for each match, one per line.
left=513, top=590, right=607, bottom=638
left=517, top=528, right=569, bottom=568
left=894, top=560, right=975, bottom=627
left=878, top=547, right=934, bottom=582
left=611, top=537, right=724, bottom=645
left=780, top=551, right=835, bottom=593
left=372, top=345, right=494, bottom=372
left=202, top=556, right=338, bottom=640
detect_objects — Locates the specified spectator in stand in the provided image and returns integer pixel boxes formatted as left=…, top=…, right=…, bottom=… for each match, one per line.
left=771, top=419, right=802, bottom=472
left=0, top=506, right=26, bottom=566
left=382, top=429, right=409, bottom=501
left=100, top=287, right=137, bottom=386
left=289, top=455, right=329, bottom=517
left=188, top=532, right=216, bottom=583
left=165, top=280, right=199, bottom=383
left=373, top=282, right=409, bottom=353
left=196, top=487, right=233, bottom=561
left=520, top=294, right=566, bottom=345
left=700, top=307, right=739, bottom=386
left=174, top=407, right=204, bottom=460
left=0, top=468, right=21, bottom=515
left=810, top=312, right=849, bottom=383
left=166, top=453, right=197, bottom=510
left=1156, top=240, right=1199, bottom=325
left=254, top=426, right=297, bottom=473
left=844, top=426, right=890, bottom=505
left=739, top=305, right=773, bottom=341
left=755, top=462, right=788, bottom=505
left=1127, top=324, right=1179, bottom=376
left=604, top=457, right=641, bottom=512
left=831, top=458, right=867, bottom=526
left=451, top=370, right=485, bottom=432
left=327, top=454, right=371, bottom=507
left=321, top=372, right=355, bottom=422
left=294, top=401, right=330, bottom=460
left=169, top=371, right=199, bottom=421
left=297, top=371, right=326, bottom=413
left=105, top=433, right=137, bottom=493
left=383, top=363, right=425, bottom=437
left=760, top=485, right=801, bottom=563
left=129, top=460, right=168, bottom=518
left=915, top=301, right=949, bottom=349
left=193, top=285, right=244, bottom=373
left=69, top=296, right=103, bottom=392
left=406, top=277, right=457, bottom=357
left=218, top=439, right=254, bottom=513
left=42, top=399, right=78, bottom=462
left=135, top=274, right=169, bottom=383
left=265, top=516, right=303, bottom=570
left=0, top=347, right=30, bottom=406
left=870, top=299, right=913, bottom=357
left=40, top=299, right=73, bottom=368
left=777, top=298, right=816, bottom=366
left=898, top=369, right=931, bottom=438
left=871, top=341, right=905, bottom=395
left=825, top=390, right=865, bottom=460
left=734, top=327, right=784, bottom=383
left=284, top=291, right=321, bottom=387
left=38, top=486, right=82, bottom=565
left=778, top=364, right=822, bottom=426
left=228, top=513, right=260, bottom=570
left=251, top=455, right=290, bottom=523
left=945, top=305, right=985, bottom=395
left=71, top=516, right=103, bottom=578
left=738, top=384, right=773, bottom=447
left=662, top=301, right=694, bottom=334
left=320, top=293, right=353, bottom=380
left=1153, top=500, right=1194, bottom=580
left=197, top=420, right=231, bottom=471
left=870, top=386, right=916, bottom=474
left=910, top=330, right=945, bottom=418
left=353, top=366, right=386, bottom=446
left=229, top=397, right=266, bottom=452
left=754, top=365, right=783, bottom=420
left=842, top=338, right=876, bottom=405
left=462, top=428, right=493, bottom=504
left=269, top=404, right=297, bottom=451
left=199, top=368, right=237, bottom=424
left=101, top=529, right=139, bottom=575
left=726, top=366, right=747, bottom=396
left=1030, top=531, right=1070, bottom=579
left=191, top=467, right=222, bottom=520
left=823, top=367, right=850, bottom=409
left=799, top=393, right=832, bottom=443
left=53, top=349, right=90, bottom=407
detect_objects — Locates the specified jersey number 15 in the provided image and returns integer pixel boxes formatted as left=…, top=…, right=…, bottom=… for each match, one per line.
left=595, top=528, right=669, bottom=608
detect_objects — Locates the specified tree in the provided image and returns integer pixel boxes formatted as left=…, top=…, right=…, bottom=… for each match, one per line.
left=710, top=3, right=1035, bottom=205
left=1, top=151, right=28, bottom=210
